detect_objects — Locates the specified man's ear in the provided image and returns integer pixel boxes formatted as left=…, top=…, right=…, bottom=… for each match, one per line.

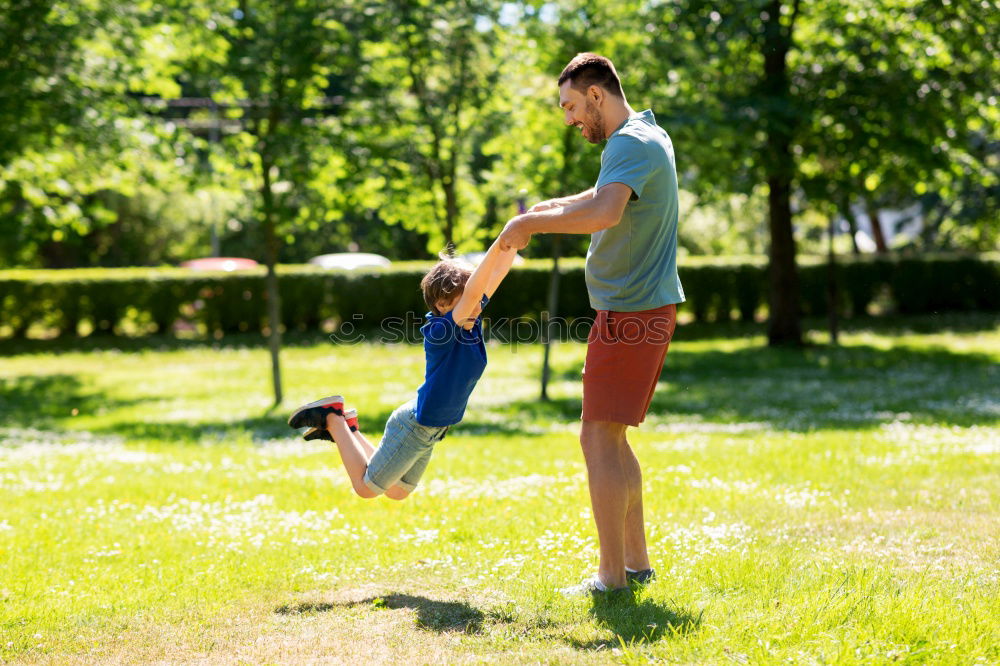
left=588, top=84, right=604, bottom=105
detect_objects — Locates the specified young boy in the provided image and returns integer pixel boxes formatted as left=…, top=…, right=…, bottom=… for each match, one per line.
left=287, top=239, right=517, bottom=500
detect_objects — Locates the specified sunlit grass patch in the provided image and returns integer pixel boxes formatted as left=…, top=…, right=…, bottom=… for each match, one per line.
left=1, top=315, right=998, bottom=663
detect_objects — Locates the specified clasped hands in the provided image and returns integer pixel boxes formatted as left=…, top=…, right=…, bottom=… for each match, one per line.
left=497, top=199, right=560, bottom=251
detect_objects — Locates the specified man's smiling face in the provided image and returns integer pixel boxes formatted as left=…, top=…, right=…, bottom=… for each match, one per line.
left=559, top=81, right=605, bottom=144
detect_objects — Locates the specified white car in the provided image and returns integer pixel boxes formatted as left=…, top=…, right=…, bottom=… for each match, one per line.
left=308, top=253, right=392, bottom=270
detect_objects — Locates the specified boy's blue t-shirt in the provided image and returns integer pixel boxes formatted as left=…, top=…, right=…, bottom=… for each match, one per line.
left=414, top=294, right=489, bottom=427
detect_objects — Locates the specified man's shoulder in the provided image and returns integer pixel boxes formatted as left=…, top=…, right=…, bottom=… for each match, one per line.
left=610, top=119, right=672, bottom=165
left=601, top=132, right=651, bottom=164
left=622, top=119, right=670, bottom=145
left=607, top=128, right=648, bottom=148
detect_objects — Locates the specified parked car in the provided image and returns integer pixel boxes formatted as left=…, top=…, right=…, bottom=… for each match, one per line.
left=308, top=253, right=391, bottom=270
left=180, top=257, right=259, bottom=271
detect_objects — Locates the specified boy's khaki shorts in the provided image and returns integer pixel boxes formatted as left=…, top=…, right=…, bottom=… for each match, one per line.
left=582, top=303, right=677, bottom=427
left=363, top=399, right=448, bottom=495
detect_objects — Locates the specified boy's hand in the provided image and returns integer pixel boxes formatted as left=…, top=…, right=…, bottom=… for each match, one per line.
left=499, top=216, right=532, bottom=251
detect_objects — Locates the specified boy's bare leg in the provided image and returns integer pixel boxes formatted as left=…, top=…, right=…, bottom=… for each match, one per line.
left=326, top=414, right=379, bottom=498
left=342, top=425, right=410, bottom=501
left=352, top=429, right=376, bottom=458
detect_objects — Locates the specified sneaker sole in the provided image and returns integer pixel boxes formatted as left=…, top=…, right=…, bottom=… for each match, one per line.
left=303, top=427, right=333, bottom=442
left=288, top=395, right=345, bottom=427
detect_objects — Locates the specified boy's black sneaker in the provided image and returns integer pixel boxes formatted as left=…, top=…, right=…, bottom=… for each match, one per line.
left=300, top=407, right=355, bottom=442
left=626, top=568, right=656, bottom=586
left=288, top=395, right=344, bottom=429
left=344, top=408, right=359, bottom=432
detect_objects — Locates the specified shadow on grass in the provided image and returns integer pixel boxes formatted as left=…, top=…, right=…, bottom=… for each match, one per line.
left=532, top=341, right=999, bottom=431
left=0, top=330, right=339, bottom=357
left=0, top=374, right=146, bottom=432
left=275, top=593, right=486, bottom=633
left=568, top=592, right=703, bottom=650
left=3, top=314, right=996, bottom=442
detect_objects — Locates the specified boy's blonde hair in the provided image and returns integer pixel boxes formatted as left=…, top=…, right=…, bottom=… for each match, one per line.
left=421, top=257, right=473, bottom=315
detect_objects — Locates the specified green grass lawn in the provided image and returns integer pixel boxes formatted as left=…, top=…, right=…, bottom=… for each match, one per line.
left=1, top=315, right=998, bottom=664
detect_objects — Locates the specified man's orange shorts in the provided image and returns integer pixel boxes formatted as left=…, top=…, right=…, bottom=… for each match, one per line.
left=582, top=303, right=677, bottom=427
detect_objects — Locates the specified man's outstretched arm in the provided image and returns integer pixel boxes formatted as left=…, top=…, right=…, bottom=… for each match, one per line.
left=499, top=183, right=632, bottom=250
left=529, top=187, right=595, bottom=212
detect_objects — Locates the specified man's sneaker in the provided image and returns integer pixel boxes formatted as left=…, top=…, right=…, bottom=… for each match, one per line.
left=558, top=574, right=631, bottom=598
left=302, top=427, right=332, bottom=442
left=288, top=395, right=344, bottom=429
left=345, top=408, right=359, bottom=432
left=626, top=568, right=656, bottom=586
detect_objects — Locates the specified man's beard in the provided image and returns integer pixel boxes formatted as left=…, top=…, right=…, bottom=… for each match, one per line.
left=583, top=100, right=605, bottom=144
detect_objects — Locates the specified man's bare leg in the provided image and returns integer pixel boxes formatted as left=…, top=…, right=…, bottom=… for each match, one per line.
left=580, top=419, right=630, bottom=589
left=621, top=437, right=651, bottom=572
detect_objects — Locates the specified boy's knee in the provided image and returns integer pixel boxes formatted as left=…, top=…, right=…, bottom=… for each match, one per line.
left=385, top=485, right=411, bottom=501
left=352, top=482, right=381, bottom=499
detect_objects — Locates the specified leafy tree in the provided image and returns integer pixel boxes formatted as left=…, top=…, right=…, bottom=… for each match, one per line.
left=345, top=0, right=506, bottom=252
left=0, top=0, right=199, bottom=269
left=0, top=0, right=95, bottom=167
left=795, top=0, right=1000, bottom=255
left=196, top=0, right=360, bottom=404
left=636, top=0, right=999, bottom=345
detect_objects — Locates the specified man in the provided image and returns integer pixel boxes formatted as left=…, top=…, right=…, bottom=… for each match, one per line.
left=499, top=53, right=684, bottom=593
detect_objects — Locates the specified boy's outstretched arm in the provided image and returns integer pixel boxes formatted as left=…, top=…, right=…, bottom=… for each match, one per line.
left=451, top=239, right=517, bottom=325
left=483, top=243, right=517, bottom=299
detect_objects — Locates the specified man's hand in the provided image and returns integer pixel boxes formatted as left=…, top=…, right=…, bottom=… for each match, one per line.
left=498, top=216, right=532, bottom=251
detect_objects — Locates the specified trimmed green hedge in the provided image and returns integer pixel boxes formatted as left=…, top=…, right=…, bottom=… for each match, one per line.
left=1, top=254, right=997, bottom=338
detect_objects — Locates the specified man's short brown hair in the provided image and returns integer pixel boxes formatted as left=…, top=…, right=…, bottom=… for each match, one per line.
left=421, top=258, right=472, bottom=315
left=558, top=52, right=624, bottom=99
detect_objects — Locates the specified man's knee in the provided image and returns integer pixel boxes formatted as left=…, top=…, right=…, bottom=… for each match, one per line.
left=580, top=420, right=627, bottom=457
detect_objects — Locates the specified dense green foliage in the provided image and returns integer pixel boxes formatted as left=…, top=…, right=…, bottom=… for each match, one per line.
left=1, top=0, right=996, bottom=270
left=2, top=254, right=996, bottom=339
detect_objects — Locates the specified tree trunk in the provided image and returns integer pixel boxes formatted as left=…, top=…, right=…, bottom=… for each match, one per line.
left=867, top=200, right=888, bottom=253
left=762, top=0, right=802, bottom=346
left=540, top=235, right=561, bottom=401
left=261, top=158, right=283, bottom=406
left=443, top=175, right=457, bottom=248
left=540, top=126, right=577, bottom=398
left=766, top=177, right=801, bottom=345
left=841, top=197, right=861, bottom=255
left=826, top=215, right=838, bottom=345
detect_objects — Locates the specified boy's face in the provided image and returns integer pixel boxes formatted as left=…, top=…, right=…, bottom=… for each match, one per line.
left=436, top=290, right=482, bottom=325
left=435, top=292, right=461, bottom=316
